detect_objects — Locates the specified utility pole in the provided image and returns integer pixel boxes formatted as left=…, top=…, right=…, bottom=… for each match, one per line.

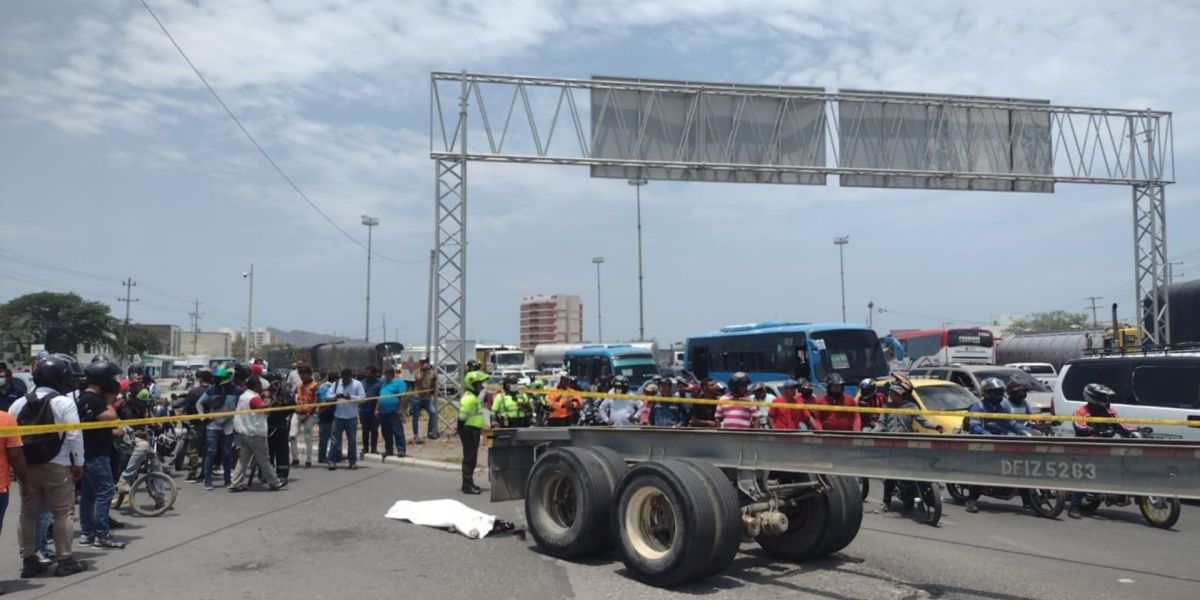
left=833, top=237, right=849, bottom=322
left=628, top=177, right=648, bottom=340
left=188, top=299, right=203, bottom=354
left=382, top=314, right=387, bottom=343
left=362, top=215, right=379, bottom=342
left=1085, top=296, right=1103, bottom=328
left=1168, top=261, right=1184, bottom=285
left=119, top=278, right=139, bottom=352
left=243, top=264, right=254, bottom=361
left=868, top=301, right=874, bottom=329
left=592, top=257, right=605, bottom=343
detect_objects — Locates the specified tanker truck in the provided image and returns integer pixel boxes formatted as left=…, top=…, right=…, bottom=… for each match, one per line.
left=995, top=326, right=1137, bottom=372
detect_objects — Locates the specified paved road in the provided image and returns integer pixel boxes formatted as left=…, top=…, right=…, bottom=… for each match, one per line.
left=1, top=461, right=1195, bottom=599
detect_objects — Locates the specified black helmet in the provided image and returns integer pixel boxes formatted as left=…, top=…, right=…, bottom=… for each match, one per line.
left=233, top=363, right=253, bottom=383
left=90, top=354, right=113, bottom=364
left=729, top=371, right=750, bottom=390
left=824, top=373, right=845, bottom=387
left=797, top=378, right=815, bottom=394
left=712, top=381, right=729, bottom=396
left=502, top=373, right=519, bottom=387
left=84, top=359, right=123, bottom=394
left=34, top=353, right=83, bottom=392
left=1006, top=380, right=1028, bottom=399
left=127, top=362, right=145, bottom=377
left=466, top=359, right=483, bottom=372
left=859, top=378, right=877, bottom=394
left=1082, top=383, right=1115, bottom=406
left=980, top=377, right=1006, bottom=396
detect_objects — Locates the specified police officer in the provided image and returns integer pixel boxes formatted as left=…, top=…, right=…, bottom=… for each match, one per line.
left=492, top=374, right=532, bottom=428
left=457, top=371, right=489, bottom=494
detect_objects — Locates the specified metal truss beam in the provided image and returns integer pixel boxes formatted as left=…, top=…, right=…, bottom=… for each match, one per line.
left=431, top=77, right=469, bottom=432
left=1134, top=183, right=1170, bottom=344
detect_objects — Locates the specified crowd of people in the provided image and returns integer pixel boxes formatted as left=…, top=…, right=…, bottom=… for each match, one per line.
left=0, top=353, right=441, bottom=585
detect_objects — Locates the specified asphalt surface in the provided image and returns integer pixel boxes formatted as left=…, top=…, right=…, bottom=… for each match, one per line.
left=1, top=461, right=1195, bottom=600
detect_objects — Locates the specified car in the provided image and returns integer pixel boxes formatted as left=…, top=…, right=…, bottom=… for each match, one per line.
left=907, top=364, right=1053, bottom=412
left=1005, top=362, right=1058, bottom=390
left=906, top=379, right=978, bottom=434
left=1051, top=351, right=1200, bottom=440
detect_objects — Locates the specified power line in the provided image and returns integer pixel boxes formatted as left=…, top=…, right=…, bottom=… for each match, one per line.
left=138, top=0, right=423, bottom=265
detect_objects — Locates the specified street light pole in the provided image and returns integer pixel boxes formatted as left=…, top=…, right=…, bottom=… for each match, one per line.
left=242, top=264, right=254, bottom=360
left=833, top=236, right=849, bottom=322
left=628, top=178, right=648, bottom=340
left=362, top=215, right=379, bottom=342
left=592, top=257, right=605, bottom=343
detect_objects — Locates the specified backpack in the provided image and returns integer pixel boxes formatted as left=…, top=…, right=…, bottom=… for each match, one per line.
left=17, top=391, right=66, bottom=465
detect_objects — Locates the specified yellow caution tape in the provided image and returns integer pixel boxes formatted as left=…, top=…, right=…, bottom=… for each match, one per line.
left=521, top=388, right=1200, bottom=428
left=0, top=389, right=429, bottom=437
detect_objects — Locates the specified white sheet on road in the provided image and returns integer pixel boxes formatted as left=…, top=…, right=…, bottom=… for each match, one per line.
left=385, top=499, right=497, bottom=539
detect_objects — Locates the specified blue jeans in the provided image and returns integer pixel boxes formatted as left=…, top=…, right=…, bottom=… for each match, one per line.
left=35, top=506, right=51, bottom=553
left=329, top=417, right=358, bottom=465
left=204, top=428, right=234, bottom=487
left=318, top=419, right=333, bottom=463
left=80, top=456, right=115, bottom=539
left=379, top=412, right=406, bottom=455
left=409, top=397, right=438, bottom=437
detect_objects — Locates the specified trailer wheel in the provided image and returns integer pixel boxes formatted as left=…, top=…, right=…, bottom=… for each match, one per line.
left=676, top=459, right=742, bottom=575
left=525, top=447, right=620, bottom=558
left=754, top=474, right=830, bottom=561
left=820, top=476, right=863, bottom=555
left=579, top=446, right=629, bottom=487
left=612, top=460, right=722, bottom=587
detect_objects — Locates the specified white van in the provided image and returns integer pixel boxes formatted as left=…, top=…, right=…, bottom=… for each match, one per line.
left=1051, top=353, right=1200, bottom=440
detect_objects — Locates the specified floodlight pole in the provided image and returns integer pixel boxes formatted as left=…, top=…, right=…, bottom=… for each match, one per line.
left=629, top=178, right=648, bottom=340
left=834, top=236, right=849, bottom=322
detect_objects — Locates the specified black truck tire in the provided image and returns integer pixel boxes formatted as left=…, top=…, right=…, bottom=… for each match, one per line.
left=525, top=447, right=620, bottom=558
left=754, top=474, right=832, bottom=561
left=821, top=475, right=864, bottom=554
left=611, top=459, right=723, bottom=587
left=676, top=459, right=743, bottom=575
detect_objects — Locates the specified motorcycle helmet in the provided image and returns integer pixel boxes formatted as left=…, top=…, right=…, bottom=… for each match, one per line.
left=33, top=353, right=83, bottom=393
left=1006, top=380, right=1028, bottom=401
left=466, top=359, right=483, bottom=373
left=824, top=373, right=845, bottom=396
left=212, top=364, right=235, bottom=385
left=611, top=375, right=630, bottom=393
left=502, top=373, right=519, bottom=391
left=463, top=369, right=489, bottom=391
left=712, top=381, right=729, bottom=396
left=642, top=382, right=659, bottom=396
left=797, top=378, right=815, bottom=395
left=859, top=378, right=877, bottom=395
left=728, top=372, right=751, bottom=394
left=84, top=359, right=123, bottom=394
left=127, top=362, right=145, bottom=377
left=980, top=377, right=1006, bottom=401
left=1082, top=383, right=1115, bottom=406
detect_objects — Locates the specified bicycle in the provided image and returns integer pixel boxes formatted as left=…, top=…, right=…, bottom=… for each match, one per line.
left=116, top=428, right=180, bottom=517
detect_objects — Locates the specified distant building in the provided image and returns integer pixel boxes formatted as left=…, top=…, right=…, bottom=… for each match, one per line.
left=216, top=326, right=276, bottom=350
left=520, top=294, right=583, bottom=349
left=185, top=332, right=233, bottom=357
left=136, top=324, right=182, bottom=356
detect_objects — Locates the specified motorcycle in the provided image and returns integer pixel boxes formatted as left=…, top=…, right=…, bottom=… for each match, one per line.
left=878, top=479, right=943, bottom=526
left=1069, top=425, right=1182, bottom=529
left=945, top=484, right=1066, bottom=519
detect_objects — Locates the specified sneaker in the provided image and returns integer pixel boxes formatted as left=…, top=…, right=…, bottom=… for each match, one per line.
left=204, top=484, right=214, bottom=491
left=414, top=437, right=424, bottom=445
left=291, top=459, right=300, bottom=467
left=965, top=500, right=979, bottom=514
left=185, top=475, right=199, bottom=483
left=304, top=461, right=312, bottom=468
left=93, top=537, right=126, bottom=550
left=1068, top=507, right=1083, bottom=519
left=326, top=462, right=336, bottom=471
left=348, top=464, right=358, bottom=470
left=35, top=550, right=55, bottom=565
left=79, top=535, right=96, bottom=547
left=21, top=556, right=48, bottom=578
left=54, top=557, right=86, bottom=577
left=228, top=486, right=246, bottom=493
left=396, top=451, right=406, bottom=458
left=269, top=479, right=288, bottom=491
left=116, top=479, right=132, bottom=494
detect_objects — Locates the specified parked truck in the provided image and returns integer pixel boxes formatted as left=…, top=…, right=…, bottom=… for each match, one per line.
left=995, top=325, right=1138, bottom=371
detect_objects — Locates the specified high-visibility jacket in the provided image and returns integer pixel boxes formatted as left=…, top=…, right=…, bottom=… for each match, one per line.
left=545, top=389, right=582, bottom=419
left=459, top=390, right=484, bottom=429
left=493, top=391, right=531, bottom=419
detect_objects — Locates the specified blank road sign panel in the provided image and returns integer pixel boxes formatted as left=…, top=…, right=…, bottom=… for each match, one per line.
left=589, top=76, right=827, bottom=184
left=838, top=89, right=1053, bottom=192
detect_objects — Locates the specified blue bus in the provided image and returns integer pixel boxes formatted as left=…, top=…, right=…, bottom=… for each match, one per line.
left=564, top=344, right=659, bottom=390
left=684, top=322, right=890, bottom=393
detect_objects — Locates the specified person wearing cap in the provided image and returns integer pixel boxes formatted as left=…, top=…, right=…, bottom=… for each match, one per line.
left=457, top=371, right=489, bottom=494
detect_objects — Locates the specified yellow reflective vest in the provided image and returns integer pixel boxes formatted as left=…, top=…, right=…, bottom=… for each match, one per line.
left=459, top=390, right=484, bottom=429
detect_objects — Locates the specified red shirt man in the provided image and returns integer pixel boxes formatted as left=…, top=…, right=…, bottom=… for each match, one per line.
left=817, top=377, right=861, bottom=432
left=768, top=381, right=814, bottom=430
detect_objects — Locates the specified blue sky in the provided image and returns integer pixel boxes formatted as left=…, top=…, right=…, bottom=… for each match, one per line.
left=2, top=0, right=1198, bottom=346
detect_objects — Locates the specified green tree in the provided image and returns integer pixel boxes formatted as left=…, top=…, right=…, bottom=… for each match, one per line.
left=0, top=292, right=120, bottom=355
left=1007, top=310, right=1090, bottom=334
left=125, top=325, right=164, bottom=356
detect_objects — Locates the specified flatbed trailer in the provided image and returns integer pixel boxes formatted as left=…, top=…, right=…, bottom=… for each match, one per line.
left=489, top=428, right=1200, bottom=587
